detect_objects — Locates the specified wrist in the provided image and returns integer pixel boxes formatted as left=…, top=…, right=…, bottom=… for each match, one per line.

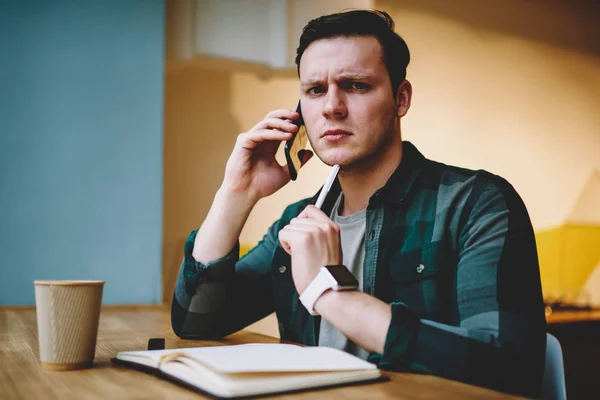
left=313, top=288, right=337, bottom=315
left=299, top=265, right=358, bottom=316
left=191, top=187, right=256, bottom=263
left=215, top=186, right=257, bottom=214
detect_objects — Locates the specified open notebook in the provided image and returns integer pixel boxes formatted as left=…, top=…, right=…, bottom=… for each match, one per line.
left=114, top=343, right=382, bottom=398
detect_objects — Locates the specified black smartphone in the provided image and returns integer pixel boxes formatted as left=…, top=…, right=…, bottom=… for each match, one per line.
left=284, top=102, right=308, bottom=181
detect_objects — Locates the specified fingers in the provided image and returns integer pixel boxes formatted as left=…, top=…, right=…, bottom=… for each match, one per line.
left=251, top=109, right=299, bottom=132
left=288, top=217, right=339, bottom=233
left=236, top=129, right=292, bottom=150
left=239, top=108, right=301, bottom=150
left=264, top=109, right=299, bottom=121
left=283, top=217, right=340, bottom=242
left=278, top=227, right=321, bottom=255
left=297, top=205, right=331, bottom=221
left=252, top=118, right=299, bottom=133
left=278, top=219, right=342, bottom=264
left=278, top=229, right=301, bottom=256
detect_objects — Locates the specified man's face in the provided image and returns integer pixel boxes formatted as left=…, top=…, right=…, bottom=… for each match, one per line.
left=299, top=35, right=401, bottom=168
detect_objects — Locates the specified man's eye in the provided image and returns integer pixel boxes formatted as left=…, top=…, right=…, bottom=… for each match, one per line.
left=308, top=86, right=325, bottom=95
left=352, top=82, right=369, bottom=90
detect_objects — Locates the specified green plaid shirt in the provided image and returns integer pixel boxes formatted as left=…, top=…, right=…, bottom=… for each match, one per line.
left=171, top=141, right=546, bottom=397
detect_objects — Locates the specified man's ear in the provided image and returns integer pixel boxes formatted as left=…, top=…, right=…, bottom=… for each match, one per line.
left=395, top=79, right=413, bottom=118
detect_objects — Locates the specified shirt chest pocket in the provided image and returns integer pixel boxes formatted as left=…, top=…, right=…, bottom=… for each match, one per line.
left=388, top=241, right=455, bottom=320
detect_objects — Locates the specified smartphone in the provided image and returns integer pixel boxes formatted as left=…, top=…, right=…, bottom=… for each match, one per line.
left=284, top=102, right=308, bottom=181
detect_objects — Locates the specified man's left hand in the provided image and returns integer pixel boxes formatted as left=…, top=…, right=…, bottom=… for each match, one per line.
left=278, top=205, right=342, bottom=295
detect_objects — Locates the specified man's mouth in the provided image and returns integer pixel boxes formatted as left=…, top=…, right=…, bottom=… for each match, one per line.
left=321, top=129, right=353, bottom=141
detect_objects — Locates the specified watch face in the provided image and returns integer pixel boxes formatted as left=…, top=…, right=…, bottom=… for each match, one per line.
left=325, top=265, right=359, bottom=288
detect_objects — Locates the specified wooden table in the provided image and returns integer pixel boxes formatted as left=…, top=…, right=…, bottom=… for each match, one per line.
left=0, top=306, right=524, bottom=400
left=546, top=309, right=600, bottom=324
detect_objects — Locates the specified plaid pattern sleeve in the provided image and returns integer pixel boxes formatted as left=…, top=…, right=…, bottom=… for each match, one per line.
left=370, top=170, right=546, bottom=398
left=171, top=220, right=281, bottom=339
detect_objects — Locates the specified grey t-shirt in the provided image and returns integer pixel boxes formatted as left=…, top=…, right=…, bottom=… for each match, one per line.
left=318, top=193, right=370, bottom=359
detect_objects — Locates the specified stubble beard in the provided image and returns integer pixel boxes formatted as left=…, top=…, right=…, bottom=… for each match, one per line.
left=307, top=110, right=399, bottom=172
left=330, top=118, right=399, bottom=175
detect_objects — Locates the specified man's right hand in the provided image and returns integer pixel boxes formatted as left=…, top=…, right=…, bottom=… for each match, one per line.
left=221, top=109, right=313, bottom=204
left=192, top=108, right=312, bottom=264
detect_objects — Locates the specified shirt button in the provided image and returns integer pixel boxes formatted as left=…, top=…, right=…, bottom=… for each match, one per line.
left=369, top=230, right=375, bottom=240
left=279, top=266, right=287, bottom=273
left=417, top=264, right=425, bottom=273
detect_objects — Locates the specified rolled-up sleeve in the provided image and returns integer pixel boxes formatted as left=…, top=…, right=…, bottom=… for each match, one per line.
left=171, top=219, right=282, bottom=339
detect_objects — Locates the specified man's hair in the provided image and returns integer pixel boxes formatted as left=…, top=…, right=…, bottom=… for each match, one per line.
left=295, top=10, right=410, bottom=94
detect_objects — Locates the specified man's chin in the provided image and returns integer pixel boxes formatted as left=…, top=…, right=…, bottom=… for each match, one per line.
left=315, top=145, right=381, bottom=168
left=319, top=156, right=357, bottom=169
left=317, top=148, right=387, bottom=171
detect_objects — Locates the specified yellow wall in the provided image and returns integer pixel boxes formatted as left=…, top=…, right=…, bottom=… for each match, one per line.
left=536, top=225, right=600, bottom=302
left=535, top=227, right=564, bottom=299
left=565, top=225, right=600, bottom=300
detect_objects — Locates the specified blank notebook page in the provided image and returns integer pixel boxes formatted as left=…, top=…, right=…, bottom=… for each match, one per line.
left=179, top=343, right=376, bottom=373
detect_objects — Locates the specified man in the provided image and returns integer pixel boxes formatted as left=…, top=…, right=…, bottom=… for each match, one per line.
left=171, top=10, right=546, bottom=397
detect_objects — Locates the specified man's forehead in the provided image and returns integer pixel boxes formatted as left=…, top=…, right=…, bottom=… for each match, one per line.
left=299, top=36, right=385, bottom=82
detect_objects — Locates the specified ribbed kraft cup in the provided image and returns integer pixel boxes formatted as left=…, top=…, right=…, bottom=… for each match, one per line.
left=34, top=281, right=104, bottom=370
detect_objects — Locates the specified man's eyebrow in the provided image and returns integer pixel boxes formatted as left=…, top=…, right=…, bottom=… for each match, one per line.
left=300, top=74, right=372, bottom=87
left=336, top=74, right=371, bottom=81
left=300, top=79, right=323, bottom=88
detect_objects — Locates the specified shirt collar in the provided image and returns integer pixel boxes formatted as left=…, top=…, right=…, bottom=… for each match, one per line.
left=313, top=140, right=425, bottom=213
left=377, top=140, right=424, bottom=203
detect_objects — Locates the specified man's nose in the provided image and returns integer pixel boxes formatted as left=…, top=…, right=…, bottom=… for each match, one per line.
left=322, top=87, right=347, bottom=119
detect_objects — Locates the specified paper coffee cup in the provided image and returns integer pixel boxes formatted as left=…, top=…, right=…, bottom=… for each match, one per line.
left=34, top=280, right=104, bottom=371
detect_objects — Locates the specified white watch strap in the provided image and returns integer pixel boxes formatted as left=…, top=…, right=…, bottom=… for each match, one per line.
left=299, top=268, right=334, bottom=316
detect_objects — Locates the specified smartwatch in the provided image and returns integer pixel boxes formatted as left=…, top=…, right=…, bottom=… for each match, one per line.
left=299, top=265, right=359, bottom=316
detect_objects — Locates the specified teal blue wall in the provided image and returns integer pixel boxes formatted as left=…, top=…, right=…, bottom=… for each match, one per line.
left=0, top=0, right=164, bottom=305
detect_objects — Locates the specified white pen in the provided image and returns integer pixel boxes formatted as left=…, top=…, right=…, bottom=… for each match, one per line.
left=315, top=164, right=340, bottom=209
